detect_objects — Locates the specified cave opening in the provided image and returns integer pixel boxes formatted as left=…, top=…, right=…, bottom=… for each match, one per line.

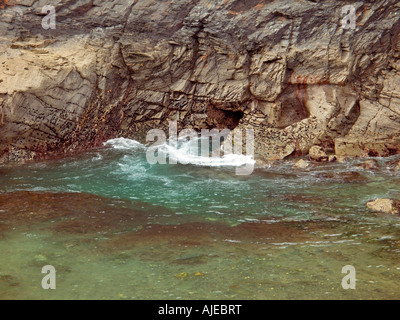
left=206, top=105, right=244, bottom=131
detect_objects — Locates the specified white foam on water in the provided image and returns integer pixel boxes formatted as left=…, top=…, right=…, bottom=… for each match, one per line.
left=161, top=142, right=255, bottom=168
left=105, top=137, right=255, bottom=168
left=91, top=153, right=103, bottom=161
left=104, top=138, right=145, bottom=150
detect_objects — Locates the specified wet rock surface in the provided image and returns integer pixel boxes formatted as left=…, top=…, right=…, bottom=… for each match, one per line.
left=293, top=159, right=309, bottom=169
left=309, top=146, right=329, bottom=162
left=357, top=159, right=379, bottom=170
left=367, top=198, right=400, bottom=215
left=0, top=0, right=400, bottom=162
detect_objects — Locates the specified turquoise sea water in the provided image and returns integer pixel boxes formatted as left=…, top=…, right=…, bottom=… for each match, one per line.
left=0, top=138, right=400, bottom=299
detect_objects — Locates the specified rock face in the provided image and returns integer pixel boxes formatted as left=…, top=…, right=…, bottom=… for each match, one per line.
left=309, top=145, right=328, bottom=162
left=367, top=199, right=400, bottom=215
left=1, top=0, right=400, bottom=163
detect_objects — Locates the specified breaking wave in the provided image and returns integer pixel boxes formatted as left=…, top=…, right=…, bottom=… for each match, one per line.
left=104, top=137, right=255, bottom=168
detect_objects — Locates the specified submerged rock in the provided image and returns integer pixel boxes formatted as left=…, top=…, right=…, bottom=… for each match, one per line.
left=316, top=171, right=368, bottom=183
left=194, top=272, right=205, bottom=277
left=175, top=273, right=189, bottom=280
left=0, top=274, right=14, bottom=282
left=358, top=160, right=379, bottom=170
left=366, top=199, right=400, bottom=215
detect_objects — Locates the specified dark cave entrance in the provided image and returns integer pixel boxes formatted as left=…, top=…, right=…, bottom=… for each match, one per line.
left=206, top=105, right=244, bottom=130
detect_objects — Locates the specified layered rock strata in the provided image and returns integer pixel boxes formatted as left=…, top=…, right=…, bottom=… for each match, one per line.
left=1, top=0, right=400, bottom=163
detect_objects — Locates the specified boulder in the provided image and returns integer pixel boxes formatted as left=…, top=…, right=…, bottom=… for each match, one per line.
left=309, top=146, right=328, bottom=162
left=293, top=159, right=309, bottom=169
left=328, top=155, right=337, bottom=163
left=366, top=199, right=400, bottom=215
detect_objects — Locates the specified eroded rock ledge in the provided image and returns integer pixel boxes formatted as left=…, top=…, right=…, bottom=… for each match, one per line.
left=1, top=0, right=400, bottom=163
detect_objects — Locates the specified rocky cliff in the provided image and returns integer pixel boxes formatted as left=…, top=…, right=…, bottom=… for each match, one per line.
left=1, top=0, right=400, bottom=163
